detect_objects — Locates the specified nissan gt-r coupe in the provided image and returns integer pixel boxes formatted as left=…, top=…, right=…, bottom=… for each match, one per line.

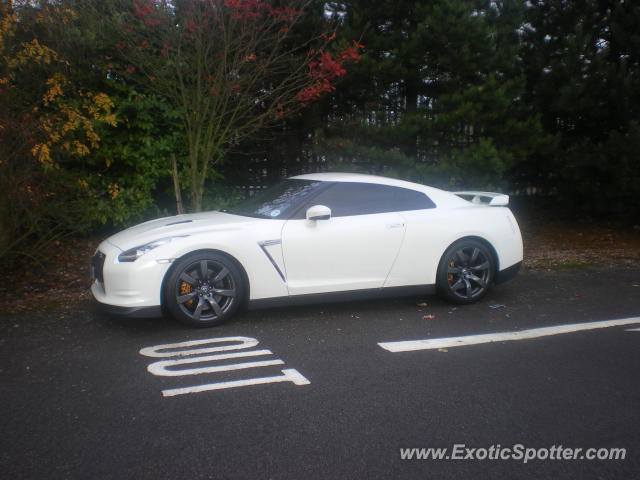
left=91, top=172, right=523, bottom=327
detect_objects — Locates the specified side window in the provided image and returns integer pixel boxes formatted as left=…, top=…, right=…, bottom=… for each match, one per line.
left=300, top=182, right=436, bottom=217
left=391, top=185, right=437, bottom=211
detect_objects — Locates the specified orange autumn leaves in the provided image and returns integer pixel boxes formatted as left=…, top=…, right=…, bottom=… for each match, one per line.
left=0, top=3, right=116, bottom=168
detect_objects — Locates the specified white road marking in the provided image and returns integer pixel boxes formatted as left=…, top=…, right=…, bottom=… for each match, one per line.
left=139, top=336, right=258, bottom=358
left=626, top=327, right=640, bottom=332
left=140, top=336, right=310, bottom=396
left=147, top=350, right=281, bottom=377
left=151, top=359, right=284, bottom=377
left=162, top=369, right=310, bottom=397
left=378, top=316, right=640, bottom=353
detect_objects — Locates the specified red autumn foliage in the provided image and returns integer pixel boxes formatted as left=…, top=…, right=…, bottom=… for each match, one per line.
left=308, top=51, right=347, bottom=80
left=338, top=44, right=363, bottom=61
left=269, top=6, right=297, bottom=24
left=296, top=78, right=333, bottom=103
left=133, top=0, right=152, bottom=18
left=186, top=20, right=199, bottom=32
left=223, top=0, right=297, bottom=23
left=224, top=0, right=264, bottom=19
left=297, top=42, right=363, bottom=104
left=133, top=0, right=160, bottom=25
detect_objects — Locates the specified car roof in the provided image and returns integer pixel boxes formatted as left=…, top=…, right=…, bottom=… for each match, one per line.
left=289, top=172, right=468, bottom=208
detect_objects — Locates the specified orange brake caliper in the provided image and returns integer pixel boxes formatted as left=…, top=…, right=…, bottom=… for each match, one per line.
left=180, top=282, right=194, bottom=307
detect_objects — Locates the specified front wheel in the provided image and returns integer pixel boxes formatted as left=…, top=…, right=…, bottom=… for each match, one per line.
left=436, top=240, right=494, bottom=304
left=164, top=252, right=245, bottom=327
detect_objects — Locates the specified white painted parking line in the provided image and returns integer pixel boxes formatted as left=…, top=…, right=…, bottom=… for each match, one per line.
left=147, top=351, right=283, bottom=377
left=140, top=336, right=310, bottom=396
left=139, top=336, right=258, bottom=358
left=162, top=369, right=310, bottom=397
left=378, top=316, right=640, bottom=353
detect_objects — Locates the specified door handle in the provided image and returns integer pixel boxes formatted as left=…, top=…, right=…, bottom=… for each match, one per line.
left=386, top=223, right=405, bottom=229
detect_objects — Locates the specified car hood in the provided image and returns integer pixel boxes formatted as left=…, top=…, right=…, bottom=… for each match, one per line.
left=105, top=211, right=259, bottom=250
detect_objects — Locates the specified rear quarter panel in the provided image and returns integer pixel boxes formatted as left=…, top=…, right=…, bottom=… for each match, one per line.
left=384, top=206, right=523, bottom=287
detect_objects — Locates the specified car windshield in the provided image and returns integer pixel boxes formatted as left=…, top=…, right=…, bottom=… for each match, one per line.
left=222, top=179, right=323, bottom=219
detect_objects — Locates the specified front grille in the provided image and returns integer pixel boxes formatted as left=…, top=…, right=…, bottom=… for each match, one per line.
left=91, top=251, right=106, bottom=283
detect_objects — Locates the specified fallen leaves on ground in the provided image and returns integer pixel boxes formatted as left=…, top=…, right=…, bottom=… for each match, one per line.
left=0, top=237, right=95, bottom=315
left=521, top=219, right=640, bottom=270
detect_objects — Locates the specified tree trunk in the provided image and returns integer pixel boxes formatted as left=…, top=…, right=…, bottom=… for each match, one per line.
left=170, top=154, right=184, bottom=215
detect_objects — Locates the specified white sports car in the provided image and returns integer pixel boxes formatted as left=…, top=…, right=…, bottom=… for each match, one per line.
left=91, top=172, right=523, bottom=327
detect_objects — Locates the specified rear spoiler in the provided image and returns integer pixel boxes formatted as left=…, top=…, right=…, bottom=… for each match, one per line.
left=453, top=191, right=509, bottom=206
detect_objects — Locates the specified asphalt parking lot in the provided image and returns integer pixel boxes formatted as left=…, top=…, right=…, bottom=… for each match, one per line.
left=1, top=267, right=639, bottom=479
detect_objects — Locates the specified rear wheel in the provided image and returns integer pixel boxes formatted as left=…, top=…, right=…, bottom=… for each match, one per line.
left=436, top=239, right=494, bottom=304
left=164, top=252, right=245, bottom=327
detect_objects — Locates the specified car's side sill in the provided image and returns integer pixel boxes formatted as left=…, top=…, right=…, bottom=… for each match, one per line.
left=248, top=285, right=436, bottom=310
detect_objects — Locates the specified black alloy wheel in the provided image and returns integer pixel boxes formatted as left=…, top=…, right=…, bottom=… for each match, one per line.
left=437, top=239, right=494, bottom=304
left=164, top=252, right=245, bottom=327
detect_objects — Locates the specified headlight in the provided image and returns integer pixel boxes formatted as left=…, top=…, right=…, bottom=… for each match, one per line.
left=118, top=236, right=188, bottom=262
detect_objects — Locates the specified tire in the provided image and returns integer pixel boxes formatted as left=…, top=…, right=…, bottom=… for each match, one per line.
left=164, top=252, right=245, bottom=327
left=436, top=239, right=495, bottom=305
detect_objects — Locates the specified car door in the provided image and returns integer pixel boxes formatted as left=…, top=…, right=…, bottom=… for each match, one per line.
left=280, top=182, right=407, bottom=296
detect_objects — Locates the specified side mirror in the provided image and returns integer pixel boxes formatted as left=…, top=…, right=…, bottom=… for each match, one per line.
left=306, top=205, right=331, bottom=221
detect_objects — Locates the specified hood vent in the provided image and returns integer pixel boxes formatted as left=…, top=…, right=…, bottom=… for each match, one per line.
left=165, top=220, right=193, bottom=226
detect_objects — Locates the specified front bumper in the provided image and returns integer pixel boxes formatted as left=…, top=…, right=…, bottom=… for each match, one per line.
left=92, top=297, right=163, bottom=318
left=90, top=239, right=170, bottom=314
